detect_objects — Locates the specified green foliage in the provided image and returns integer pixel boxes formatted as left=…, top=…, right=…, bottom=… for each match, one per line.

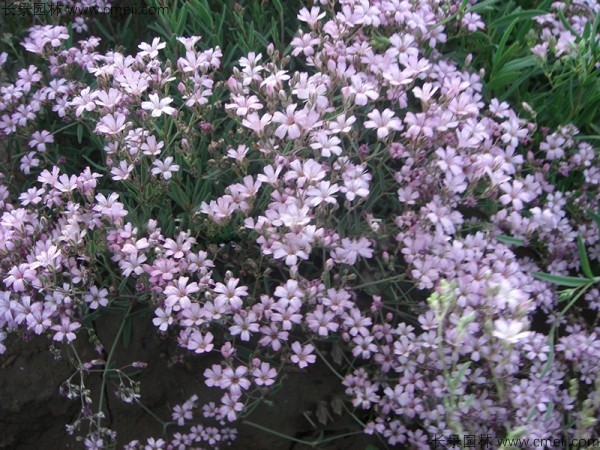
left=445, top=0, right=600, bottom=134
left=146, top=0, right=302, bottom=70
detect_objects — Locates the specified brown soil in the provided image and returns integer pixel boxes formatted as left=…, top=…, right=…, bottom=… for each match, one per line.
left=0, top=313, right=384, bottom=450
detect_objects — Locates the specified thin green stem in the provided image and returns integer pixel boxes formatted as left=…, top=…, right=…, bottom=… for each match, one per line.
left=351, top=274, right=407, bottom=290
left=242, top=420, right=315, bottom=446
left=541, top=282, right=593, bottom=377
left=134, top=399, right=172, bottom=435
left=96, top=302, right=133, bottom=429
left=312, top=344, right=344, bottom=381
left=242, top=420, right=364, bottom=447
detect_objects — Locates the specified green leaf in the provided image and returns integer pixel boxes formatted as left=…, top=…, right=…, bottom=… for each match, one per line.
left=531, top=272, right=591, bottom=287
left=469, top=0, right=499, bottom=13
left=577, top=234, right=594, bottom=278
left=193, top=0, right=214, bottom=29
left=557, top=7, right=579, bottom=38
left=589, top=210, right=600, bottom=230
left=174, top=3, right=188, bottom=35
left=77, top=123, right=83, bottom=144
left=496, top=235, right=524, bottom=246
left=92, top=19, right=113, bottom=43
left=487, top=70, right=521, bottom=90
left=489, top=10, right=547, bottom=30
left=501, top=55, right=537, bottom=72
left=573, top=134, right=600, bottom=141
left=588, top=14, right=599, bottom=60
left=122, top=316, right=132, bottom=348
left=492, top=17, right=519, bottom=70
left=272, top=0, right=283, bottom=16
left=502, top=67, right=543, bottom=99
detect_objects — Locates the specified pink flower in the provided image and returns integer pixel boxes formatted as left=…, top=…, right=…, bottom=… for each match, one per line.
left=297, top=6, right=325, bottom=29
left=110, top=160, right=134, bottom=181
left=164, top=276, right=199, bottom=310
left=138, top=37, right=166, bottom=59
left=141, top=93, right=176, bottom=117
left=52, top=317, right=81, bottom=342
left=219, top=393, right=244, bottom=422
left=290, top=341, right=316, bottom=368
left=272, top=104, right=303, bottom=139
left=252, top=362, right=277, bottom=386
left=96, top=113, right=129, bottom=136
left=229, top=312, right=259, bottom=341
left=152, top=308, right=173, bottom=331
left=28, top=130, right=54, bottom=152
left=492, top=319, right=531, bottom=344
left=187, top=330, right=214, bottom=354
left=213, top=278, right=248, bottom=310
left=151, top=156, right=180, bottom=180
left=332, top=238, right=373, bottom=265
left=220, top=365, right=251, bottom=396
left=364, top=108, right=403, bottom=139
left=241, top=112, right=272, bottom=136
left=499, top=180, right=535, bottom=211
left=306, top=306, right=338, bottom=336
left=204, top=364, right=223, bottom=388
left=4, top=264, right=37, bottom=292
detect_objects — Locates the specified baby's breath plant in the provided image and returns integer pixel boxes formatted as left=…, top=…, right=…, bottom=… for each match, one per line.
left=1, top=1, right=599, bottom=449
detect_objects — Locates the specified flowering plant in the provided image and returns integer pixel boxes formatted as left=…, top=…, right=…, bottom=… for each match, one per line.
left=0, top=0, right=599, bottom=449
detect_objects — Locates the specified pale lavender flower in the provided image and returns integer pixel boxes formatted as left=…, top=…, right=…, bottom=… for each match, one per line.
left=141, top=93, right=176, bottom=117
left=151, top=157, right=180, bottom=180
left=492, top=318, right=531, bottom=344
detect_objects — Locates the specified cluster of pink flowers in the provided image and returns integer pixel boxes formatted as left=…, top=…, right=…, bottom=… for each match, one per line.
left=530, top=0, right=600, bottom=61
left=0, top=0, right=599, bottom=449
left=0, top=164, right=127, bottom=344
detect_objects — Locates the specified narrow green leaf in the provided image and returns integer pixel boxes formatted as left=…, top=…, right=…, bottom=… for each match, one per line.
left=589, top=210, right=600, bottom=230
left=493, top=42, right=520, bottom=74
left=487, top=70, right=521, bottom=90
left=496, top=235, right=524, bottom=246
left=272, top=0, right=283, bottom=16
left=489, top=10, right=547, bottom=30
left=557, top=7, right=579, bottom=38
left=577, top=234, right=594, bottom=279
left=469, top=0, right=499, bottom=13
left=77, top=123, right=83, bottom=144
left=531, top=272, right=591, bottom=287
left=175, top=3, right=188, bottom=35
left=123, top=317, right=132, bottom=348
left=588, top=14, right=599, bottom=59
left=194, top=0, right=214, bottom=29
left=502, top=55, right=537, bottom=72
left=493, top=17, right=519, bottom=70
left=502, top=67, right=543, bottom=99
left=92, top=19, right=112, bottom=42
left=573, top=134, right=600, bottom=141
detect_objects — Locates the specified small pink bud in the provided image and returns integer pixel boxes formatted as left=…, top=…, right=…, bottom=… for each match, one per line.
left=132, top=361, right=148, bottom=368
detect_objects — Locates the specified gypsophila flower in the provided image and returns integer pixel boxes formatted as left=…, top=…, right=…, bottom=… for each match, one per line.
left=364, top=108, right=403, bottom=139
left=290, top=342, right=316, bottom=368
left=29, top=130, right=54, bottom=152
left=151, top=156, right=180, bottom=180
left=492, top=319, right=531, bottom=344
left=141, top=93, right=176, bottom=117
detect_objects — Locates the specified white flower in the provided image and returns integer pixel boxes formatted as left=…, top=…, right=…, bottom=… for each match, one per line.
left=492, top=318, right=531, bottom=344
left=138, top=37, right=166, bottom=59
left=141, top=93, right=176, bottom=117
left=151, top=156, right=180, bottom=180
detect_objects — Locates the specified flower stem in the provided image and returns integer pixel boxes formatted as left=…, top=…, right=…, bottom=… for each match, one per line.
left=96, top=302, right=133, bottom=429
